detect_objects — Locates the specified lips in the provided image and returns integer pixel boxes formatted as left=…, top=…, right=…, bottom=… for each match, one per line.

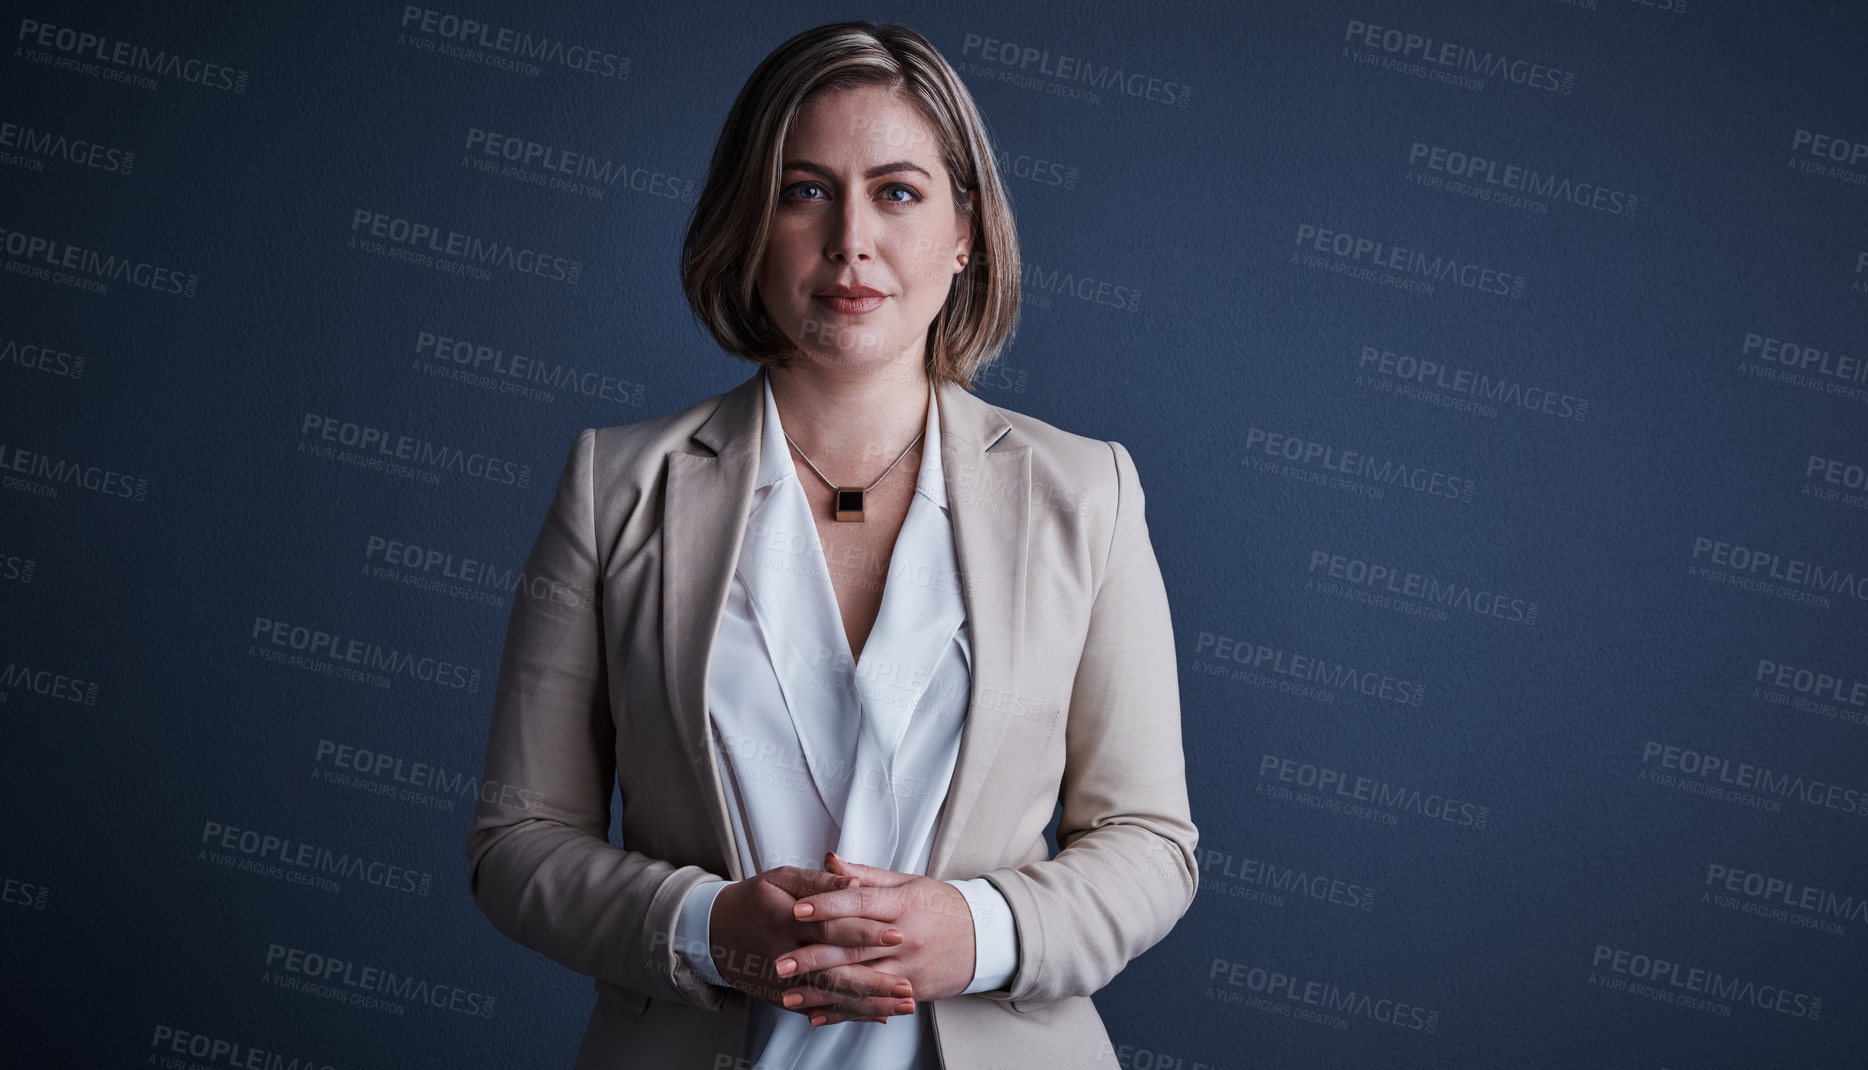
left=813, top=283, right=886, bottom=314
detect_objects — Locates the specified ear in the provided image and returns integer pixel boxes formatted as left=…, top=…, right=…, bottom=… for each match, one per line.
left=952, top=212, right=976, bottom=276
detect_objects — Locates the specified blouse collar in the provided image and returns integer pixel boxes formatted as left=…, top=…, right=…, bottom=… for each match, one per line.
left=755, top=368, right=947, bottom=511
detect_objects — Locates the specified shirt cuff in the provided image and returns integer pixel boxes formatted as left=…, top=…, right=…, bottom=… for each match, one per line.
left=945, top=877, right=1019, bottom=995
left=674, top=878, right=732, bottom=988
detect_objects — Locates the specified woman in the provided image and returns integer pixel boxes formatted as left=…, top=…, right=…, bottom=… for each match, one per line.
left=464, top=21, right=1197, bottom=1069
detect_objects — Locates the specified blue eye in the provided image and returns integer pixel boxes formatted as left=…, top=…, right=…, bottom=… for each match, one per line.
left=781, top=180, right=921, bottom=203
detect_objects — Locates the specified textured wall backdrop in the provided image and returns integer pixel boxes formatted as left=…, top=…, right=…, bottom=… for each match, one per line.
left=4, top=1, right=1866, bottom=1067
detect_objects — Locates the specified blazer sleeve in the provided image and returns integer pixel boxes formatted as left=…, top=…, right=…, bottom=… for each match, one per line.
left=463, top=427, right=730, bottom=1010
left=979, top=439, right=1200, bottom=1006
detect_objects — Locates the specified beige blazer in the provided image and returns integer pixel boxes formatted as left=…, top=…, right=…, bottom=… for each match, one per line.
left=464, top=366, right=1199, bottom=1068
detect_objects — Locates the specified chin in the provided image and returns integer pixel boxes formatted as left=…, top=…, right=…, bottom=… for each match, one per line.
left=787, top=323, right=904, bottom=370
left=795, top=348, right=901, bottom=375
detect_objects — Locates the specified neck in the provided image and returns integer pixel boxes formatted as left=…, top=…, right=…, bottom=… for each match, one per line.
left=768, top=354, right=930, bottom=478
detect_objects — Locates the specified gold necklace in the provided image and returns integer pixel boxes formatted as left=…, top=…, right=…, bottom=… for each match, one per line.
left=783, top=427, right=924, bottom=522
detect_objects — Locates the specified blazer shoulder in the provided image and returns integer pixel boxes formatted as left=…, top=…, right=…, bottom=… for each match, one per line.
left=984, top=398, right=1142, bottom=538
left=987, top=400, right=1118, bottom=470
left=582, top=385, right=738, bottom=476
left=540, top=385, right=746, bottom=537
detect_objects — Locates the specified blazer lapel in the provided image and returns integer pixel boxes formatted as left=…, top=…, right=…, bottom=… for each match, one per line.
left=926, top=378, right=1028, bottom=880
left=662, top=368, right=766, bottom=881
left=659, top=367, right=1030, bottom=883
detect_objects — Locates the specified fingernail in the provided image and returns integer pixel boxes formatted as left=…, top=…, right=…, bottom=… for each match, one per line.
left=783, top=992, right=802, bottom=1008
left=794, top=903, right=813, bottom=918
left=892, top=981, right=912, bottom=997
left=895, top=1000, right=914, bottom=1014
left=810, top=1014, right=827, bottom=1027
left=884, top=928, right=904, bottom=944
left=776, top=958, right=796, bottom=977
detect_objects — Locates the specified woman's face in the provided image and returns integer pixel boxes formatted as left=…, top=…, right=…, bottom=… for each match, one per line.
left=755, top=83, right=973, bottom=374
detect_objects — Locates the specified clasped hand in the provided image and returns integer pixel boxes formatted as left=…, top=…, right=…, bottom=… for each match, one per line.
left=707, top=852, right=976, bottom=1026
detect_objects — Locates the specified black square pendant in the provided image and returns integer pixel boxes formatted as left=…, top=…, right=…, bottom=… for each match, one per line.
left=834, top=488, right=865, bottom=522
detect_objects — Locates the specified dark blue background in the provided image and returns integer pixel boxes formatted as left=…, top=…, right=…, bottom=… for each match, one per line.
left=4, top=2, right=1864, bottom=1067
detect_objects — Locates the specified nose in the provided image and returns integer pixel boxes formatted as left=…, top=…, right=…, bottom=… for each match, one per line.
left=824, top=193, right=874, bottom=263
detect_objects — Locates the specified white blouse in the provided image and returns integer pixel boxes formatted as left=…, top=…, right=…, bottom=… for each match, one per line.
left=672, top=371, right=1018, bottom=1069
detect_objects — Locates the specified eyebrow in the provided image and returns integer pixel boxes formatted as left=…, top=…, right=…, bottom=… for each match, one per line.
left=781, top=159, right=934, bottom=181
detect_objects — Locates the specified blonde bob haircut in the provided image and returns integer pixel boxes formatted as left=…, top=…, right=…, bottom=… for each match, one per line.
left=681, top=21, right=1020, bottom=390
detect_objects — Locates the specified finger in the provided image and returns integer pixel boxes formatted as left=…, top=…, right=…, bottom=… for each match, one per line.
left=774, top=937, right=907, bottom=980
left=792, top=962, right=916, bottom=1026
left=791, top=883, right=897, bottom=922
left=782, top=962, right=915, bottom=1008
left=762, top=866, right=857, bottom=900
left=824, top=851, right=912, bottom=887
left=800, top=993, right=918, bottom=1026
left=787, top=916, right=907, bottom=950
